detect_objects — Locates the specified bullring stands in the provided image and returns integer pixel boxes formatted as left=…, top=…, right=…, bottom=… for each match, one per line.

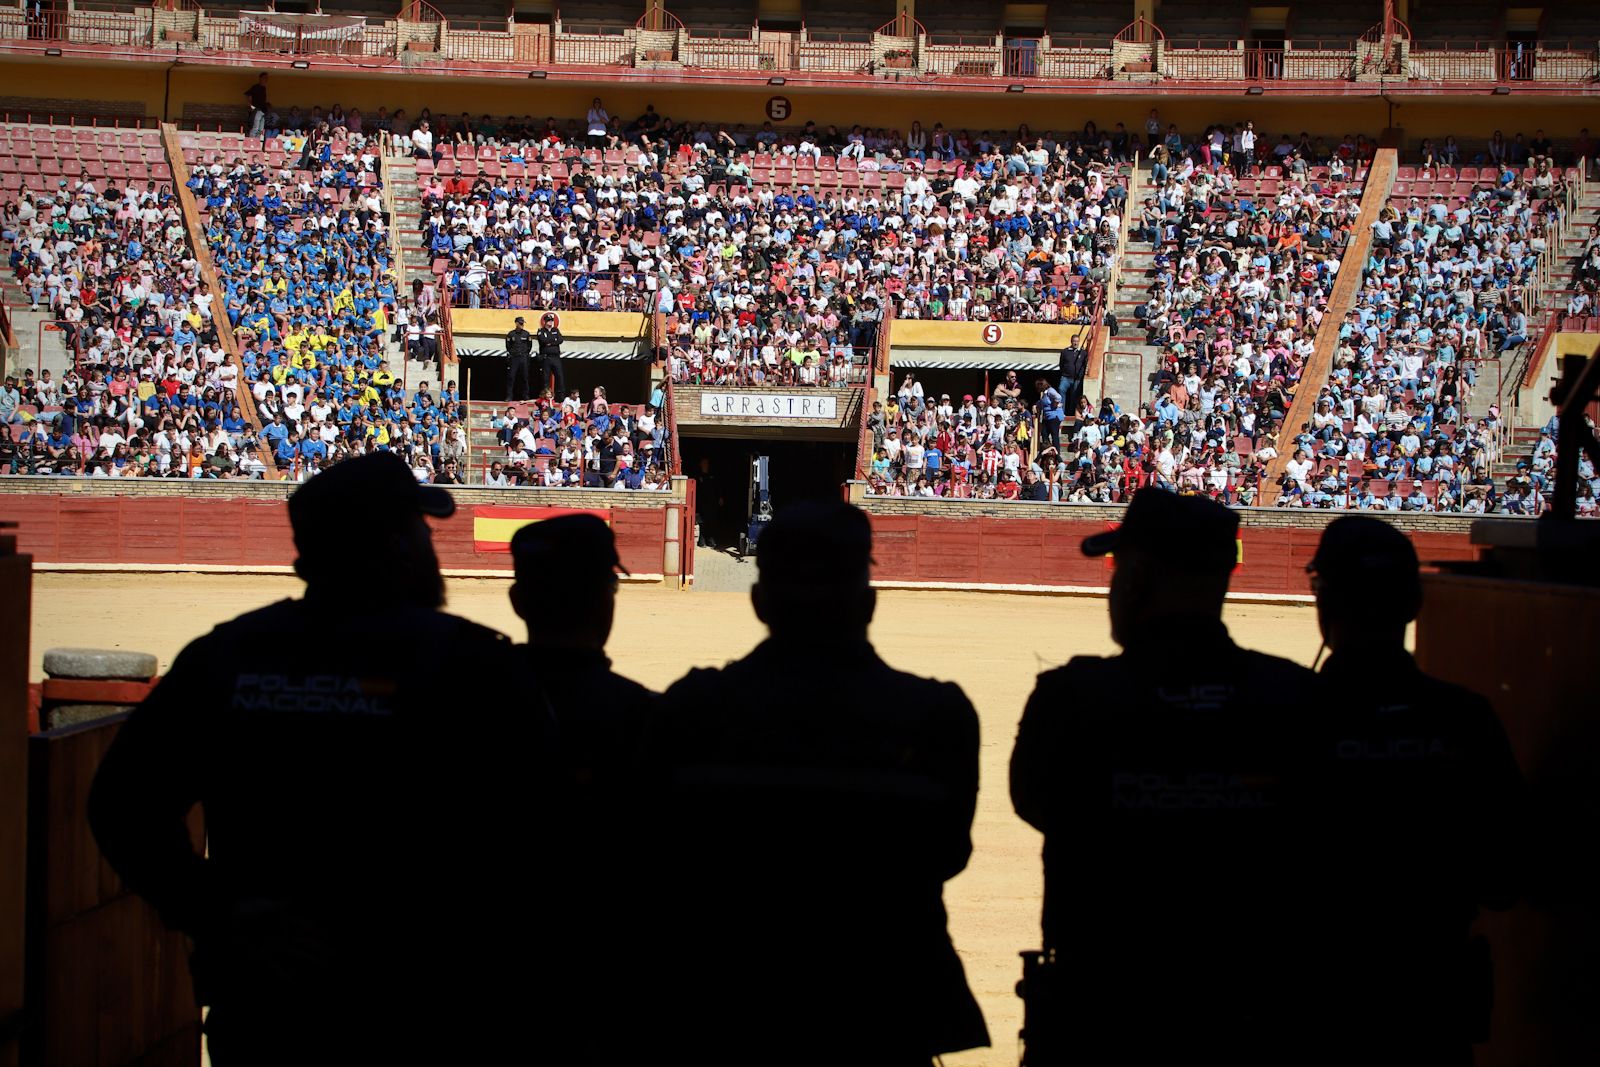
left=0, top=122, right=269, bottom=478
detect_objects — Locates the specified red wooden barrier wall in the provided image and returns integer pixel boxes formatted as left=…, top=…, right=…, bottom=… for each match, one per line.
left=868, top=515, right=1477, bottom=597
left=2, top=495, right=671, bottom=577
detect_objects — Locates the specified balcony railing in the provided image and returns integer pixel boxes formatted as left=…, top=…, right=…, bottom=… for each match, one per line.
left=2, top=7, right=1596, bottom=88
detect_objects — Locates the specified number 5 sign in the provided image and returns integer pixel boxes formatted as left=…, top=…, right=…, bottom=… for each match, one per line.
left=766, top=96, right=791, bottom=122
left=981, top=322, right=1004, bottom=345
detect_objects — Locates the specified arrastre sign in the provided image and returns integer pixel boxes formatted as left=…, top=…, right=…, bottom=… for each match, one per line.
left=699, top=392, right=839, bottom=420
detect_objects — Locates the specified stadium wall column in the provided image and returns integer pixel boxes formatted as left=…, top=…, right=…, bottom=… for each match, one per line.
left=0, top=530, right=29, bottom=1067
left=1261, top=141, right=1398, bottom=504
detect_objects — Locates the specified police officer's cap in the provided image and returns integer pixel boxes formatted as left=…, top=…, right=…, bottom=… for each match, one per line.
left=289, top=453, right=454, bottom=551
left=510, top=514, right=628, bottom=585
left=1307, top=515, right=1418, bottom=584
left=757, top=500, right=872, bottom=590
left=1082, top=488, right=1238, bottom=574
left=514, top=316, right=525, bottom=325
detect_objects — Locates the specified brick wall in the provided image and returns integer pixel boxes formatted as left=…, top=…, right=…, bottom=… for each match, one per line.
left=0, top=475, right=685, bottom=510
left=180, top=102, right=251, bottom=130
left=0, top=97, right=148, bottom=123
left=856, top=494, right=1482, bottom=534
left=0, top=477, right=687, bottom=577
left=857, top=495, right=1484, bottom=595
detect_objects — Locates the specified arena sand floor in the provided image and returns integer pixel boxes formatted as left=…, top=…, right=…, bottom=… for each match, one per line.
left=32, top=573, right=1324, bottom=1066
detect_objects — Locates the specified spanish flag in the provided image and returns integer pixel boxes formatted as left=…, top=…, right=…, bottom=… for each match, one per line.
left=472, top=505, right=613, bottom=553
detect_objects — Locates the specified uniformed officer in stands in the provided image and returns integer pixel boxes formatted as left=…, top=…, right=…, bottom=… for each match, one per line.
left=88, top=452, right=551, bottom=1066
left=1010, top=488, right=1322, bottom=1065
left=505, top=314, right=534, bottom=401
left=645, top=500, right=989, bottom=1066
left=535, top=312, right=565, bottom=401
left=510, top=515, right=656, bottom=1065
left=1306, top=516, right=1527, bottom=1064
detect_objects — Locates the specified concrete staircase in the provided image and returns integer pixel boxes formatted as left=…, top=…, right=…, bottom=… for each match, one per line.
left=0, top=274, right=71, bottom=384
left=465, top=401, right=508, bottom=486
left=1101, top=236, right=1162, bottom=409
left=1493, top=425, right=1544, bottom=486
left=1545, top=183, right=1600, bottom=324
left=382, top=151, right=440, bottom=390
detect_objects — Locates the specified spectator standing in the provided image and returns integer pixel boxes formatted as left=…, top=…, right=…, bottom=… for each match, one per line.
left=505, top=315, right=533, bottom=402
left=245, top=73, right=270, bottom=139
left=586, top=98, right=610, bottom=149
left=1035, top=378, right=1065, bottom=454
left=535, top=312, right=565, bottom=401
left=1057, top=342, right=1089, bottom=415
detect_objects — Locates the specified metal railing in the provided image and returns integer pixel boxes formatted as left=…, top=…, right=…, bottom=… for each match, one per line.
left=442, top=19, right=527, bottom=64
left=1, top=6, right=150, bottom=48
left=1408, top=40, right=1599, bottom=82
left=552, top=23, right=636, bottom=66
left=682, top=28, right=768, bottom=70
left=793, top=32, right=874, bottom=73
left=6, top=9, right=1598, bottom=88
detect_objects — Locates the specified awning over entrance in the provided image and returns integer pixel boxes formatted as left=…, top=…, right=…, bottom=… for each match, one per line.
left=890, top=347, right=1059, bottom=372
left=455, top=339, right=646, bottom=361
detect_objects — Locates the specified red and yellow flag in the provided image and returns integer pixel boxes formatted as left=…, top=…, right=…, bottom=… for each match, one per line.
left=471, top=505, right=612, bottom=553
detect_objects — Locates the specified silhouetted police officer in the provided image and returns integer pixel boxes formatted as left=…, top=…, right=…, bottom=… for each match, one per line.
left=506, top=314, right=534, bottom=401
left=1307, top=516, right=1526, bottom=1065
left=509, top=515, right=657, bottom=1064
left=535, top=312, right=565, bottom=401
left=88, top=453, right=549, bottom=1066
left=1011, top=489, right=1322, bottom=1065
left=646, top=500, right=988, bottom=1066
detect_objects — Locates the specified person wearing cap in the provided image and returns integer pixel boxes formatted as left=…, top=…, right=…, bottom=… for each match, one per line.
left=508, top=514, right=655, bottom=1062
left=505, top=314, right=534, bottom=402
left=645, top=500, right=988, bottom=1064
left=1305, top=516, right=1525, bottom=1061
left=1010, top=488, right=1323, bottom=1064
left=535, top=312, right=565, bottom=401
left=89, top=452, right=550, bottom=1064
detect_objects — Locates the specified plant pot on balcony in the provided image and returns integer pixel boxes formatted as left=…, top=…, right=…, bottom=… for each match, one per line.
left=1123, top=59, right=1153, bottom=73
left=163, top=30, right=194, bottom=43
left=406, top=40, right=436, bottom=53
left=644, top=49, right=674, bottom=62
left=883, top=55, right=915, bottom=69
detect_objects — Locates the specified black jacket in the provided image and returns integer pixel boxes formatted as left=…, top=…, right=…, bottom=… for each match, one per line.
left=88, top=597, right=552, bottom=1059
left=643, top=639, right=989, bottom=1062
left=1011, top=620, right=1323, bottom=1038
left=505, top=326, right=533, bottom=359
left=1058, top=344, right=1089, bottom=379
left=535, top=326, right=563, bottom=358
left=1310, top=647, right=1526, bottom=1049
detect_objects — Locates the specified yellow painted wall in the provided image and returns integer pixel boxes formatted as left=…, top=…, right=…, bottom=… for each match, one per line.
left=891, top=320, right=1089, bottom=349
left=450, top=309, right=648, bottom=338
left=3, top=55, right=1597, bottom=147
left=1555, top=332, right=1600, bottom=359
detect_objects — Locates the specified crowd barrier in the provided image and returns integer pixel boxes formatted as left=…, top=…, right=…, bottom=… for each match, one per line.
left=0, top=479, right=690, bottom=581
left=855, top=494, right=1479, bottom=599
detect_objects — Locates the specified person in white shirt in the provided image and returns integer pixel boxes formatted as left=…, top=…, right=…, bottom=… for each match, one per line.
left=586, top=98, right=610, bottom=147
left=411, top=120, right=436, bottom=161
left=1284, top=448, right=1313, bottom=491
